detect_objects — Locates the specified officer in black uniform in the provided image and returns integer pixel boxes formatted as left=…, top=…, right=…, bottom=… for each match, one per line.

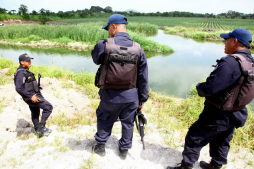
left=167, top=28, right=253, bottom=169
left=14, top=53, right=53, bottom=135
left=91, top=14, right=149, bottom=159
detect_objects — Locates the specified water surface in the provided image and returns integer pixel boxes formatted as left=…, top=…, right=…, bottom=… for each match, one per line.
left=1, top=30, right=253, bottom=98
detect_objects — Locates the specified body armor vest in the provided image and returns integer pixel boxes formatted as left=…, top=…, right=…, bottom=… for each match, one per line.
left=14, top=69, right=39, bottom=92
left=206, top=54, right=254, bottom=111
left=95, top=38, right=141, bottom=89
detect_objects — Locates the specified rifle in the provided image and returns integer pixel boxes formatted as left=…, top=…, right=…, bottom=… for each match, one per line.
left=135, top=108, right=147, bottom=150
left=38, top=73, right=42, bottom=90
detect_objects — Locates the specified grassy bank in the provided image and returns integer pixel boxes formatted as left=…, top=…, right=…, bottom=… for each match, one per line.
left=0, top=57, right=253, bottom=151
left=163, top=26, right=254, bottom=49
left=0, top=22, right=173, bottom=53
left=0, top=14, right=60, bottom=21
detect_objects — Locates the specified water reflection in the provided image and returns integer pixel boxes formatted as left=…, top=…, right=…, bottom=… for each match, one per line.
left=147, top=30, right=254, bottom=98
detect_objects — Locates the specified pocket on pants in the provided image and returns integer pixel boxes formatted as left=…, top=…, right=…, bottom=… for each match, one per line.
left=96, top=108, right=109, bottom=120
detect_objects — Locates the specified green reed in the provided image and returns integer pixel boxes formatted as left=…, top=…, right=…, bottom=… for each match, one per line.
left=0, top=22, right=173, bottom=52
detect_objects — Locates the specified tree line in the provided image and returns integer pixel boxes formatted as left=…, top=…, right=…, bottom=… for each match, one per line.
left=1, top=5, right=254, bottom=20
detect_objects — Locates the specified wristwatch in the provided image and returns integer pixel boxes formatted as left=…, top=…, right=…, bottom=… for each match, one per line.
left=139, top=102, right=144, bottom=106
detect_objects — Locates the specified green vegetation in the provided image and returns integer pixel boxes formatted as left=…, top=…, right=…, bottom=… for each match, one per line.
left=0, top=22, right=173, bottom=53
left=1, top=57, right=254, bottom=151
left=61, top=17, right=254, bottom=31
left=0, top=13, right=22, bottom=21
left=0, top=13, right=59, bottom=22
left=163, top=26, right=254, bottom=48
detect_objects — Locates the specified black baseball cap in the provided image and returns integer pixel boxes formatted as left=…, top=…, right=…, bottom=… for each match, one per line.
left=102, top=14, right=128, bottom=30
left=220, top=28, right=252, bottom=49
left=19, top=53, right=33, bottom=62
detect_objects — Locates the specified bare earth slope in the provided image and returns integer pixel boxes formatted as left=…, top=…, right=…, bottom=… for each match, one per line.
left=0, top=70, right=253, bottom=169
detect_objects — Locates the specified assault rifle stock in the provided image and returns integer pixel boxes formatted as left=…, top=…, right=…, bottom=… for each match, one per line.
left=38, top=73, right=42, bottom=90
left=135, top=108, right=147, bottom=150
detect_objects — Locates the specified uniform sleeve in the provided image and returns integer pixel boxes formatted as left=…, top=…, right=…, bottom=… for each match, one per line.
left=196, top=58, right=241, bottom=97
left=15, top=71, right=34, bottom=101
left=91, top=40, right=105, bottom=65
left=137, top=48, right=149, bottom=103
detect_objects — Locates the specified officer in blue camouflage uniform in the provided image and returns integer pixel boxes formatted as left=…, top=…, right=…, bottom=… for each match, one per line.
left=14, top=53, right=53, bottom=135
left=91, top=14, right=149, bottom=159
left=167, top=28, right=253, bottom=169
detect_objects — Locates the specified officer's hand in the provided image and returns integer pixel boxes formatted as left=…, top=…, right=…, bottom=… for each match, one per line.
left=31, top=94, right=40, bottom=103
left=139, top=105, right=144, bottom=110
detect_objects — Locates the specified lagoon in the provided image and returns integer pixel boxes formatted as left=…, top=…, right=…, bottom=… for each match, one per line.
left=1, top=30, right=253, bottom=98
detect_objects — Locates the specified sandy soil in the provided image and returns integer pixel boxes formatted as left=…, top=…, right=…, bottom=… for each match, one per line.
left=0, top=68, right=253, bottom=169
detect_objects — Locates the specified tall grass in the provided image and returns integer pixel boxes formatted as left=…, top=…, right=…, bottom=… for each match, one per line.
left=0, top=22, right=173, bottom=52
left=1, top=57, right=253, bottom=150
left=128, top=23, right=158, bottom=34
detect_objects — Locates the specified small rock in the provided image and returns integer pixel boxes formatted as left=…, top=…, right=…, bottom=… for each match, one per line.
left=16, top=119, right=30, bottom=128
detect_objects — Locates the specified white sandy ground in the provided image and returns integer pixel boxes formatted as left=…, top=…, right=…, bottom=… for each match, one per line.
left=0, top=68, right=254, bottom=169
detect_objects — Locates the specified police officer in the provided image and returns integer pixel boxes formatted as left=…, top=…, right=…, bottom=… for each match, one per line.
left=167, top=28, right=253, bottom=169
left=14, top=53, right=53, bottom=135
left=91, top=14, right=149, bottom=159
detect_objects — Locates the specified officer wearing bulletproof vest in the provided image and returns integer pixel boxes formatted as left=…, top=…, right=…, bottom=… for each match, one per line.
left=14, top=53, right=53, bottom=135
left=167, top=28, right=253, bottom=169
left=91, top=14, right=149, bottom=159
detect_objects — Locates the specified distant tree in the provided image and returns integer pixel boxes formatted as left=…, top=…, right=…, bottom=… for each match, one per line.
left=18, top=4, right=28, bottom=15
left=39, top=8, right=46, bottom=15
left=57, top=11, right=64, bottom=17
left=31, top=10, right=38, bottom=15
left=45, top=10, right=51, bottom=16
left=11, top=10, right=16, bottom=14
left=90, top=6, right=103, bottom=13
left=8, top=11, right=12, bottom=15
left=80, top=10, right=89, bottom=18
left=0, top=8, right=7, bottom=14
left=104, top=6, right=113, bottom=13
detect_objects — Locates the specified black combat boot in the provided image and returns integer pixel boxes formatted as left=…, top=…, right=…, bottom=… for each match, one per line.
left=119, top=147, right=128, bottom=159
left=32, top=125, right=38, bottom=133
left=200, top=161, right=222, bottom=169
left=37, top=119, right=52, bottom=135
left=167, top=161, right=193, bottom=169
left=92, top=144, right=106, bottom=156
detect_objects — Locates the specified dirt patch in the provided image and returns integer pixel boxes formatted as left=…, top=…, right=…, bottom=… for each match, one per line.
left=202, top=29, right=217, bottom=32
left=1, top=68, right=254, bottom=169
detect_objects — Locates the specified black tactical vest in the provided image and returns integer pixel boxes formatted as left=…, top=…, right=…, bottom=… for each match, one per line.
left=14, top=68, right=39, bottom=92
left=206, top=54, right=254, bottom=111
left=95, top=38, right=141, bottom=90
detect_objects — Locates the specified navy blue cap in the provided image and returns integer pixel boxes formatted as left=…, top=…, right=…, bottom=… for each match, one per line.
left=19, top=53, right=33, bottom=61
left=220, top=28, right=252, bottom=49
left=102, top=14, right=128, bottom=30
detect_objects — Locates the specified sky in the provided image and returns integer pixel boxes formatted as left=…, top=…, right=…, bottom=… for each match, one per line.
left=1, top=0, right=254, bottom=14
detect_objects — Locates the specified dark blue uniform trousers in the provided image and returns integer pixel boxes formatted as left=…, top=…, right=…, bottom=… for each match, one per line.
left=94, top=100, right=139, bottom=150
left=182, top=120, right=235, bottom=165
left=27, top=99, right=53, bottom=126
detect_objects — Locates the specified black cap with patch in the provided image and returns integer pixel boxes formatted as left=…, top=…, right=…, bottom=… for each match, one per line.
left=19, top=53, right=34, bottom=61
